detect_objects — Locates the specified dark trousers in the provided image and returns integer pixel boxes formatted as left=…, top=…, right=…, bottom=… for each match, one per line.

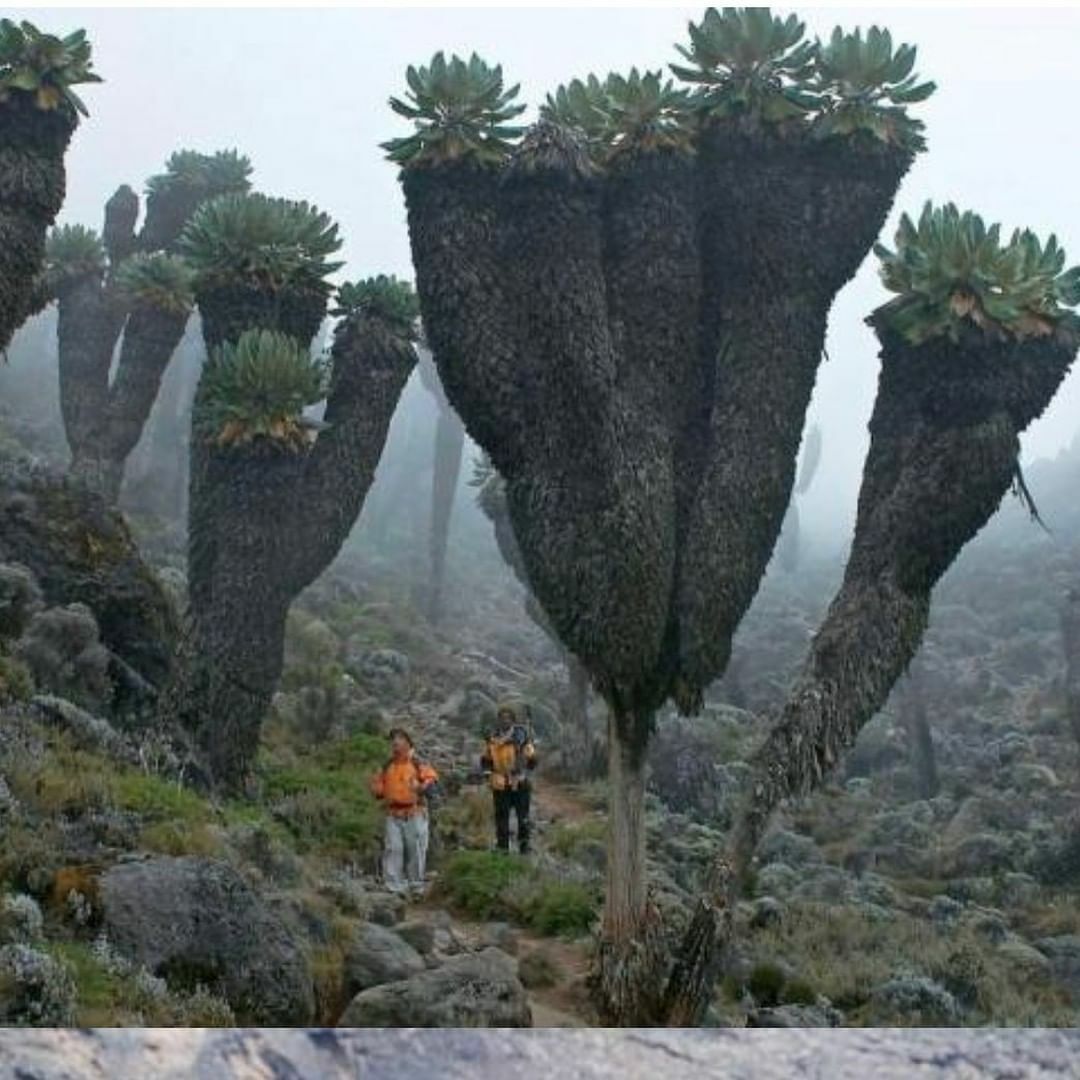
left=493, top=785, right=531, bottom=853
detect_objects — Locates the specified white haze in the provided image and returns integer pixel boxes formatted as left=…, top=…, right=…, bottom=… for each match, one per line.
left=15, top=5, right=1080, bottom=552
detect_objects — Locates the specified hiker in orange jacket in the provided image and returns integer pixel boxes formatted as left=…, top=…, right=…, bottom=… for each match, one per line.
left=481, top=701, right=537, bottom=854
left=370, top=727, right=438, bottom=897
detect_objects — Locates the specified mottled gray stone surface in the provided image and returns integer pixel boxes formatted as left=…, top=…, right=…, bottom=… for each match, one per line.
left=1, top=1029, right=1079, bottom=1079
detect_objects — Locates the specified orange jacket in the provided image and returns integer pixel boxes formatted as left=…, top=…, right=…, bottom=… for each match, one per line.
left=371, top=754, right=438, bottom=817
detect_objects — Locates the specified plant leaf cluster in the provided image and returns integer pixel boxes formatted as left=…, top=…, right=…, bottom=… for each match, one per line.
left=0, top=19, right=101, bottom=118
left=178, top=192, right=344, bottom=295
left=332, top=274, right=419, bottom=338
left=670, top=7, right=820, bottom=123
left=809, top=26, right=935, bottom=151
left=196, top=328, right=327, bottom=450
left=383, top=52, right=527, bottom=168
left=873, top=202, right=1080, bottom=344
left=385, top=8, right=937, bottom=168
left=145, top=149, right=253, bottom=199
left=542, top=69, right=694, bottom=161
left=113, top=252, right=196, bottom=316
left=44, top=224, right=106, bottom=292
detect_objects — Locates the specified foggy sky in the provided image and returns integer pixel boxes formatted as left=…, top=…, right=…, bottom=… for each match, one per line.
left=17, top=5, right=1080, bottom=547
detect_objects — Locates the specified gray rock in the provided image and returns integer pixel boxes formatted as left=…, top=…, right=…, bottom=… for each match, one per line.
left=368, top=891, right=407, bottom=926
left=339, top=947, right=531, bottom=1027
left=4, top=1028, right=1080, bottom=1079
left=99, top=856, right=314, bottom=1024
left=395, top=919, right=437, bottom=955
left=0, top=456, right=178, bottom=693
left=344, top=921, right=425, bottom=996
left=747, top=1003, right=842, bottom=1027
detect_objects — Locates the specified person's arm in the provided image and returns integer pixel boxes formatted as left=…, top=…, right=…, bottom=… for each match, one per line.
left=370, top=769, right=386, bottom=799
left=525, top=741, right=538, bottom=770
left=480, top=741, right=493, bottom=773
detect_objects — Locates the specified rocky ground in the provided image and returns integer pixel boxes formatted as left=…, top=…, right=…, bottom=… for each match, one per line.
left=2, top=428, right=1080, bottom=1029
left=2, top=1028, right=1080, bottom=1078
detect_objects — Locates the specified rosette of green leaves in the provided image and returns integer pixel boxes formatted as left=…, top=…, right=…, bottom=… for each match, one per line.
left=113, top=252, right=195, bottom=316
left=810, top=27, right=935, bottom=151
left=332, top=275, right=419, bottom=339
left=383, top=52, right=527, bottom=168
left=873, top=202, right=1080, bottom=344
left=44, top=224, right=105, bottom=293
left=145, top=149, right=253, bottom=199
left=669, top=7, right=820, bottom=123
left=544, top=69, right=693, bottom=162
left=196, top=328, right=327, bottom=450
left=178, top=192, right=344, bottom=295
left=0, top=20, right=101, bottom=118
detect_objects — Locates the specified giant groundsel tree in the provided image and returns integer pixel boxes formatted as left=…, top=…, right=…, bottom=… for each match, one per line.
left=0, top=19, right=100, bottom=351
left=42, top=149, right=251, bottom=500
left=158, top=192, right=418, bottom=789
left=665, top=202, right=1080, bottom=1022
left=386, top=9, right=935, bottom=1021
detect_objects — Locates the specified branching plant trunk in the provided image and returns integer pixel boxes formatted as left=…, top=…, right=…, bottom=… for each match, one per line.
left=662, top=321, right=1077, bottom=1025
left=54, top=186, right=195, bottom=502
left=161, top=309, right=415, bottom=791
left=0, top=98, right=75, bottom=352
left=404, top=120, right=911, bottom=1023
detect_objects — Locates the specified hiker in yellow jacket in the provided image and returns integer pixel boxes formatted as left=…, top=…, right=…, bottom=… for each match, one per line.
left=370, top=727, right=439, bottom=897
left=480, top=701, right=537, bottom=854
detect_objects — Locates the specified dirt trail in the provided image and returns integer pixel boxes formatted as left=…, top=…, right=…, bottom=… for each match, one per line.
left=412, top=773, right=601, bottom=1026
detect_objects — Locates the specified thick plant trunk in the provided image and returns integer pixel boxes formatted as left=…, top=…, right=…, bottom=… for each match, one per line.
left=426, top=403, right=465, bottom=622
left=166, top=306, right=415, bottom=791
left=591, top=705, right=666, bottom=1026
left=898, top=672, right=938, bottom=799
left=0, top=98, right=75, bottom=352
left=1063, top=587, right=1080, bottom=756
left=661, top=323, right=1077, bottom=1026
left=674, top=131, right=911, bottom=708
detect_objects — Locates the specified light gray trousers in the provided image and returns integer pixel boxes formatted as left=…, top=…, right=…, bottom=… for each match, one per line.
left=383, top=812, right=429, bottom=893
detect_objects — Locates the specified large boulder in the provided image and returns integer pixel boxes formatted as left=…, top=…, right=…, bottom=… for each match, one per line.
left=344, top=921, right=425, bottom=996
left=98, top=856, right=314, bottom=1024
left=339, top=947, right=531, bottom=1027
left=0, top=457, right=178, bottom=694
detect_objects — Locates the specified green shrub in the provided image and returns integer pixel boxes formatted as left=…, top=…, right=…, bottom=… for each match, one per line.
left=520, top=880, right=598, bottom=937
left=781, top=976, right=818, bottom=1006
left=436, top=851, right=530, bottom=920
left=258, top=732, right=385, bottom=859
left=747, top=961, right=786, bottom=1007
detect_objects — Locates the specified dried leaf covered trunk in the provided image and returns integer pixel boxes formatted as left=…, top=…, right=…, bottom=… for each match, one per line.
left=403, top=122, right=910, bottom=1023
left=162, top=309, right=415, bottom=790
left=898, top=670, right=938, bottom=800
left=663, top=322, right=1077, bottom=1025
left=0, top=98, right=74, bottom=352
left=54, top=186, right=198, bottom=503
